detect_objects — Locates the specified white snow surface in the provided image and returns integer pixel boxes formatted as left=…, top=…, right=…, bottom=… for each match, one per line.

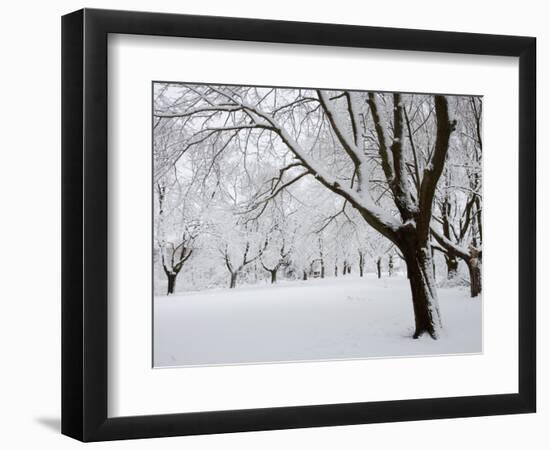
left=154, top=274, right=481, bottom=367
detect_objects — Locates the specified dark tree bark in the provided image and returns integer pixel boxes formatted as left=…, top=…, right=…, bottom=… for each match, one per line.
left=343, top=261, right=351, bottom=275
left=401, top=241, right=442, bottom=339
left=302, top=270, right=308, bottom=281
left=440, top=190, right=460, bottom=280
left=388, top=255, right=394, bottom=277
left=376, top=257, right=382, bottom=279
left=466, top=246, right=482, bottom=297
left=432, top=229, right=482, bottom=298
left=166, top=272, right=177, bottom=295
left=474, top=195, right=483, bottom=244
left=358, top=250, right=365, bottom=277
left=467, top=257, right=482, bottom=297
left=446, top=255, right=459, bottom=279
left=229, top=271, right=237, bottom=289
left=161, top=248, right=192, bottom=295
left=261, top=262, right=280, bottom=284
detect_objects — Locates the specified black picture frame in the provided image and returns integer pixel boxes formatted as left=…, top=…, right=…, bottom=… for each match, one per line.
left=61, top=8, right=536, bottom=442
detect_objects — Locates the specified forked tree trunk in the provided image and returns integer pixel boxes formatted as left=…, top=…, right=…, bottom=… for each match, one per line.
left=431, top=230, right=482, bottom=299
left=270, top=269, right=277, bottom=284
left=229, top=272, right=237, bottom=289
left=401, top=240, right=442, bottom=339
left=467, top=256, right=482, bottom=297
left=166, top=273, right=177, bottom=295
left=343, top=261, right=350, bottom=275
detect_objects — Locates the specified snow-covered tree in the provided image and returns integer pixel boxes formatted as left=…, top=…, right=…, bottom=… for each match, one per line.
left=155, top=176, right=202, bottom=295
left=431, top=97, right=482, bottom=297
left=153, top=84, right=481, bottom=339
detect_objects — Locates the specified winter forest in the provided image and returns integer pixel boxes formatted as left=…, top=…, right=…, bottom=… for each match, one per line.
left=153, top=82, right=482, bottom=367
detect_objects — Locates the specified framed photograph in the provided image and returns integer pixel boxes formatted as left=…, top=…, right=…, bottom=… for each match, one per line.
left=62, top=8, right=536, bottom=441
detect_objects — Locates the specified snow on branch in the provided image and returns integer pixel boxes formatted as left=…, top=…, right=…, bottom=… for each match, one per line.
left=367, top=92, right=395, bottom=185
left=262, top=113, right=402, bottom=241
left=417, top=95, right=456, bottom=244
left=388, top=93, right=417, bottom=221
left=317, top=90, right=367, bottom=172
left=430, top=227, right=470, bottom=261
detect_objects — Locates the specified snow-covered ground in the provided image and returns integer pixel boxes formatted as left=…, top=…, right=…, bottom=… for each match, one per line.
left=154, top=274, right=481, bottom=367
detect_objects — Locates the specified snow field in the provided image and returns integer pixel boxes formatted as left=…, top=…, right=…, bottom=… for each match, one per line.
left=154, top=274, right=481, bottom=367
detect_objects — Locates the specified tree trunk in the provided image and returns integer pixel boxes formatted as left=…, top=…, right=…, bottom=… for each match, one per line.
left=431, top=230, right=482, bottom=299
left=467, top=256, right=482, bottom=298
left=167, top=273, right=177, bottom=295
left=431, top=246, right=436, bottom=279
left=229, top=272, right=237, bottom=289
left=320, top=259, right=325, bottom=278
left=388, top=255, right=394, bottom=277
left=302, top=270, right=308, bottom=281
left=446, top=253, right=459, bottom=280
left=270, top=269, right=277, bottom=284
left=441, top=196, right=456, bottom=279
left=376, top=258, right=382, bottom=279
left=334, top=264, right=338, bottom=277
left=401, top=240, right=442, bottom=339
